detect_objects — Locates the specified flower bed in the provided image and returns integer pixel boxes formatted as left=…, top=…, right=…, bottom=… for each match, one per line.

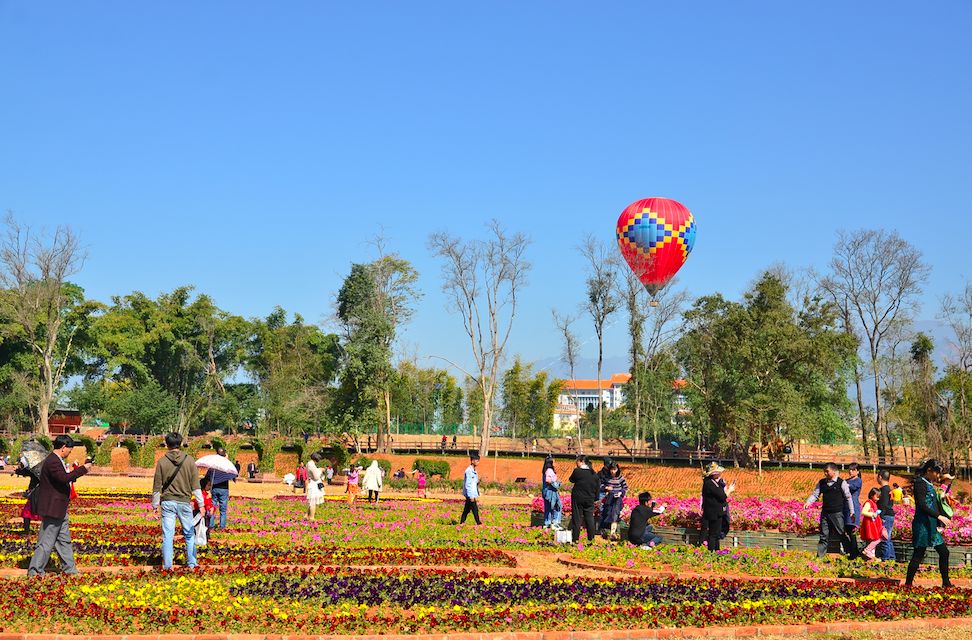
left=2, top=567, right=971, bottom=634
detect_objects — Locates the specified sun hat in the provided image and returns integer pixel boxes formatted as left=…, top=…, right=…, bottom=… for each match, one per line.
left=704, top=462, right=725, bottom=477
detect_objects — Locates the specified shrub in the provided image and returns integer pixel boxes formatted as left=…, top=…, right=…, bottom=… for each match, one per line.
left=71, top=435, right=97, bottom=461
left=354, top=456, right=391, bottom=475
left=138, top=436, right=165, bottom=468
left=94, top=436, right=119, bottom=466
left=319, top=444, right=349, bottom=470
left=412, top=458, right=451, bottom=479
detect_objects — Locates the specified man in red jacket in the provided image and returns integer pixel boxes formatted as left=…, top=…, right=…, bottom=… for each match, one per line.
left=27, top=435, right=91, bottom=576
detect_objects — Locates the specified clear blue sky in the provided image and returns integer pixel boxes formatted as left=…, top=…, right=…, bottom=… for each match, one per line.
left=2, top=2, right=970, bottom=379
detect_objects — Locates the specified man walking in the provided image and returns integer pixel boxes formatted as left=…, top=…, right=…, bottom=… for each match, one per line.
left=27, top=435, right=91, bottom=576
left=152, top=432, right=203, bottom=570
left=804, top=463, right=859, bottom=559
left=876, top=469, right=896, bottom=561
left=206, top=447, right=232, bottom=529
left=460, top=453, right=482, bottom=525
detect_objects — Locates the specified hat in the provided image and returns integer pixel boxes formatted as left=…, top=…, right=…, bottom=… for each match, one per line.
left=943, top=473, right=955, bottom=481
left=704, top=462, right=725, bottom=477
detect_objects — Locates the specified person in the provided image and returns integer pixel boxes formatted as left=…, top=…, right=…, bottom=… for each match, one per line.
left=598, top=463, right=628, bottom=538
left=305, top=453, right=325, bottom=520
left=367, top=434, right=372, bottom=451
left=891, top=483, right=904, bottom=504
left=804, top=462, right=859, bottom=559
left=393, top=467, right=406, bottom=480
left=701, top=462, right=734, bottom=551
left=416, top=470, right=427, bottom=498
left=363, top=460, right=383, bottom=504
left=844, top=463, right=863, bottom=558
left=27, top=435, right=91, bottom=576
left=193, top=476, right=216, bottom=547
left=859, top=487, right=884, bottom=560
left=452, top=434, right=457, bottom=449
left=566, top=435, right=573, bottom=452
left=294, top=463, right=307, bottom=493
left=596, top=456, right=614, bottom=503
left=905, top=459, right=953, bottom=588
left=326, top=465, right=334, bottom=485
left=441, top=435, right=448, bottom=453
left=531, top=437, right=538, bottom=453
left=628, top=491, right=666, bottom=548
left=302, top=431, right=310, bottom=444
left=541, top=455, right=563, bottom=530
left=206, top=447, right=232, bottom=529
left=151, top=432, right=203, bottom=571
left=246, top=461, right=258, bottom=480
left=460, top=453, right=482, bottom=525
left=569, top=455, right=599, bottom=544
left=876, top=470, right=896, bottom=561
left=15, top=458, right=41, bottom=538
left=346, top=465, right=360, bottom=505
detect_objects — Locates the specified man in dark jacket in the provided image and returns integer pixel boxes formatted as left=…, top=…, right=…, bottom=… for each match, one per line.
left=701, top=462, right=734, bottom=551
left=152, top=432, right=203, bottom=570
left=27, top=435, right=91, bottom=576
left=569, top=455, right=599, bottom=543
left=804, top=462, right=858, bottom=559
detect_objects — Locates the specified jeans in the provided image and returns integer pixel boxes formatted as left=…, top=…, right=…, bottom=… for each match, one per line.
left=211, top=487, right=229, bottom=528
left=161, top=500, right=197, bottom=570
left=28, top=516, right=77, bottom=576
left=543, top=492, right=562, bottom=527
left=878, top=515, right=896, bottom=561
left=460, top=498, right=481, bottom=525
left=635, top=529, right=662, bottom=547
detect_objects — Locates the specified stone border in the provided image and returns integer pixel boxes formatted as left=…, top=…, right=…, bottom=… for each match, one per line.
left=2, top=617, right=972, bottom=639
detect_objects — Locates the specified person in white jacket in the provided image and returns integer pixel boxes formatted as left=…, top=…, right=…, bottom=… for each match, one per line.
left=363, top=460, right=383, bottom=503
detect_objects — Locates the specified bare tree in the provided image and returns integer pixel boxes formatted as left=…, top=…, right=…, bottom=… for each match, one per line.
left=579, top=236, right=620, bottom=451
left=0, top=213, right=86, bottom=436
left=552, top=309, right=582, bottom=453
left=820, top=229, right=930, bottom=462
left=429, top=221, right=530, bottom=456
left=940, top=281, right=972, bottom=471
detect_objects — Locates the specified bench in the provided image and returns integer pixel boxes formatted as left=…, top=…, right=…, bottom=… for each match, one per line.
left=514, top=477, right=527, bottom=483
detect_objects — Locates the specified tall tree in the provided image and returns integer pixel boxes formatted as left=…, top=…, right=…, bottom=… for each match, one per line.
left=579, top=236, right=619, bottom=451
left=0, top=214, right=94, bottom=436
left=429, top=221, right=530, bottom=456
left=821, top=229, right=930, bottom=462
left=940, top=281, right=972, bottom=467
left=500, top=356, right=531, bottom=442
left=552, top=309, right=582, bottom=452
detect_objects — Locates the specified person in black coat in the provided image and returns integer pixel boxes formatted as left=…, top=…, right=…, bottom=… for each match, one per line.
left=27, top=435, right=91, bottom=576
left=701, top=462, right=734, bottom=551
left=569, top=455, right=599, bottom=543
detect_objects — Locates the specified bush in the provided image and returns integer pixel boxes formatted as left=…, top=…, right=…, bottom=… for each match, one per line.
left=71, top=435, right=97, bottom=461
left=412, top=458, right=451, bottom=479
left=319, top=445, right=349, bottom=470
left=354, top=456, right=391, bottom=475
left=138, top=435, right=165, bottom=468
left=94, top=436, right=119, bottom=466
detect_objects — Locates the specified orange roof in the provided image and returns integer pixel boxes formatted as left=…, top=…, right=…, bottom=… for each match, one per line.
left=561, top=373, right=631, bottom=390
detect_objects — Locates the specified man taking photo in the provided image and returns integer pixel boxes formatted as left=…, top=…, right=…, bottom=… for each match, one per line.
left=27, top=435, right=91, bottom=577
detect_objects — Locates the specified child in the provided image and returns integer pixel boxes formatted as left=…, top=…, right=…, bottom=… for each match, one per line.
left=859, top=487, right=884, bottom=560
left=346, top=466, right=360, bottom=505
left=416, top=470, right=427, bottom=498
left=194, top=476, right=217, bottom=546
left=627, top=491, right=666, bottom=548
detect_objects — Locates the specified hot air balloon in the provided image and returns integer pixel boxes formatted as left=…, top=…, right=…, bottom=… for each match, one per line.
left=615, top=197, right=696, bottom=298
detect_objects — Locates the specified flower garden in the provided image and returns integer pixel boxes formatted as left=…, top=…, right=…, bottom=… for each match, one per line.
left=1, top=485, right=971, bottom=635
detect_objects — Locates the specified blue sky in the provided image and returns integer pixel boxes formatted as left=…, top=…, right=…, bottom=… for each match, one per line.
left=2, top=2, right=970, bottom=379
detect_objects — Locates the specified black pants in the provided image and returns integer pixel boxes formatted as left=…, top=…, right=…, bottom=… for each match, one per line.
left=818, top=512, right=858, bottom=558
left=368, top=490, right=379, bottom=503
left=906, top=544, right=951, bottom=587
left=702, top=516, right=723, bottom=551
left=844, top=526, right=861, bottom=558
left=460, top=498, right=481, bottom=525
left=571, top=499, right=596, bottom=542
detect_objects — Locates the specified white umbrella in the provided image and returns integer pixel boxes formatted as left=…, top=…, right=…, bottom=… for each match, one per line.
left=195, top=454, right=239, bottom=485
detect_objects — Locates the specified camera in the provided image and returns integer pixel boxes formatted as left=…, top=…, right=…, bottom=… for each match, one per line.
left=85, top=456, right=94, bottom=464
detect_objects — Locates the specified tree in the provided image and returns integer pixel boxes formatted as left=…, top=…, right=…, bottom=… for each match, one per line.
left=429, top=221, right=530, bottom=456
left=0, top=214, right=95, bottom=436
left=552, top=309, right=582, bottom=452
left=579, top=236, right=619, bottom=451
left=940, top=281, right=972, bottom=468
left=500, top=356, right=530, bottom=442
left=820, top=229, right=930, bottom=462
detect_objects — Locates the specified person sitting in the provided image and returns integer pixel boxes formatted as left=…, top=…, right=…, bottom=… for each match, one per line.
left=628, top=491, right=665, bottom=548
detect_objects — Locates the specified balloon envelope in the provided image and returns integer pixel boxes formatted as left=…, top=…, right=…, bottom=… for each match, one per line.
left=615, top=197, right=696, bottom=295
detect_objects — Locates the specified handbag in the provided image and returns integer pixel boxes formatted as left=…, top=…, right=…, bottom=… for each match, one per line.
left=317, top=481, right=325, bottom=491
left=880, top=525, right=890, bottom=541
left=21, top=488, right=41, bottom=522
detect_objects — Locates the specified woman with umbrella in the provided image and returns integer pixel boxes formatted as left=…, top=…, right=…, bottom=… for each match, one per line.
left=195, top=452, right=238, bottom=530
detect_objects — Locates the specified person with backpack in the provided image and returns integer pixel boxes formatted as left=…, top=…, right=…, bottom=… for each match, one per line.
left=804, top=463, right=859, bottom=559
left=152, top=432, right=203, bottom=570
left=876, top=470, right=896, bottom=561
left=904, top=459, right=953, bottom=588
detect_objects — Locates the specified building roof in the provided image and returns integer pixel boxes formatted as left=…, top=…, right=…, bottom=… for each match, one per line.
left=560, top=373, right=631, bottom=390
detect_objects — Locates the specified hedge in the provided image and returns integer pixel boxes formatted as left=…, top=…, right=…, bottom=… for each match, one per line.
left=94, top=436, right=120, bottom=466
left=412, top=458, right=451, bottom=479
left=71, top=435, right=97, bottom=461
left=354, top=456, right=391, bottom=475
left=138, top=436, right=165, bottom=468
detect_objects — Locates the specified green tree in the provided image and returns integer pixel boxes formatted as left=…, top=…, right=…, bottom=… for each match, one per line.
left=500, top=357, right=531, bottom=441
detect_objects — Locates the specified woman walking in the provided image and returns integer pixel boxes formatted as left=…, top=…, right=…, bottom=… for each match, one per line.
left=363, top=460, right=383, bottom=504
left=305, top=453, right=325, bottom=520
left=904, top=459, right=953, bottom=588
left=541, top=455, right=563, bottom=530
left=346, top=465, right=360, bottom=505
left=701, top=462, right=734, bottom=551
left=569, top=455, right=599, bottom=544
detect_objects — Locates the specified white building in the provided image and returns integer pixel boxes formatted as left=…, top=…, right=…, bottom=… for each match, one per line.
left=553, top=373, right=631, bottom=432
